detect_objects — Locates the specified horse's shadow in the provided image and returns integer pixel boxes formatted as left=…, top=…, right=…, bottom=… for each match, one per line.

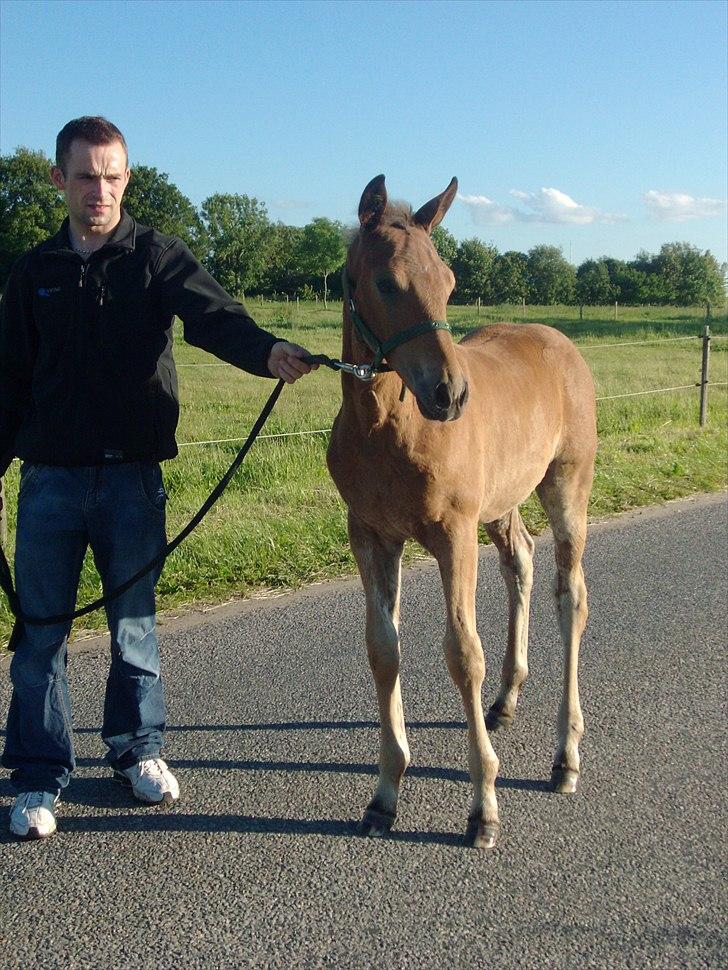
left=0, top=719, right=551, bottom=845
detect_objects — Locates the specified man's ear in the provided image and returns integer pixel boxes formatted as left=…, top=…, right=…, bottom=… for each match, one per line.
left=50, top=166, right=65, bottom=191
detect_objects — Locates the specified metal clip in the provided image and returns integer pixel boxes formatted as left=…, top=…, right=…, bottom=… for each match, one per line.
left=337, top=361, right=375, bottom=381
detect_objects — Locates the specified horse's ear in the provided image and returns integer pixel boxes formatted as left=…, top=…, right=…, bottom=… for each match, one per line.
left=359, top=174, right=387, bottom=230
left=414, top=177, right=458, bottom=234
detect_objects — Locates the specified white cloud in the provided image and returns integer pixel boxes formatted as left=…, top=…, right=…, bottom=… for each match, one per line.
left=458, top=188, right=626, bottom=226
left=456, top=193, right=516, bottom=224
left=644, top=190, right=727, bottom=222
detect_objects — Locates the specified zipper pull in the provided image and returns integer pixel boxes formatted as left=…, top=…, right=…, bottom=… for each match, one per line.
left=79, top=264, right=88, bottom=289
left=98, top=285, right=105, bottom=307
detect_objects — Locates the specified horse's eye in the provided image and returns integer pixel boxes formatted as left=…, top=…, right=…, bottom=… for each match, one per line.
left=376, top=278, right=399, bottom=296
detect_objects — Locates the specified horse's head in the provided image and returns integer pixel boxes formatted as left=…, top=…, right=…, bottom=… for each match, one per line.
left=346, top=175, right=469, bottom=422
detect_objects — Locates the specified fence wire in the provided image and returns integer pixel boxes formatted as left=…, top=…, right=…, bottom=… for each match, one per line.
left=175, top=332, right=726, bottom=448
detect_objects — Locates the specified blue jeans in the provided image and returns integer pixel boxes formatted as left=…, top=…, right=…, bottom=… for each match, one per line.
left=2, top=462, right=168, bottom=794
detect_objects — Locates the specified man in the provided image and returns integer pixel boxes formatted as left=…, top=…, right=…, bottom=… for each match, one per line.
left=0, top=116, right=316, bottom=840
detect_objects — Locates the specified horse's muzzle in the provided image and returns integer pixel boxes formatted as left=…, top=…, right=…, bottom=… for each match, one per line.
left=417, top=378, right=469, bottom=422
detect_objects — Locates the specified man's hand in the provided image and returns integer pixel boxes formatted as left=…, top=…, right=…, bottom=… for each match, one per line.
left=267, top=341, right=318, bottom=384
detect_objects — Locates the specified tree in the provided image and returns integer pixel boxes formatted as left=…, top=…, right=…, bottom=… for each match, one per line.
left=575, top=259, right=616, bottom=306
left=260, top=222, right=305, bottom=296
left=0, top=148, right=66, bottom=285
left=200, top=193, right=274, bottom=297
left=653, top=242, right=725, bottom=307
left=123, top=164, right=207, bottom=261
left=452, top=238, right=497, bottom=303
left=431, top=226, right=458, bottom=267
left=526, top=245, right=576, bottom=305
left=603, top=260, right=646, bottom=305
left=491, top=250, right=528, bottom=304
left=296, top=217, right=346, bottom=307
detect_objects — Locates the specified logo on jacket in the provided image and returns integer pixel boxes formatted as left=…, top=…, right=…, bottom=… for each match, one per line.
left=37, top=286, right=62, bottom=297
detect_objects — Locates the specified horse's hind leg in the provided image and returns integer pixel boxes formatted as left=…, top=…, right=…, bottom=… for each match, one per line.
left=483, top=508, right=535, bottom=731
left=423, top=518, right=500, bottom=849
left=348, top=513, right=409, bottom=836
left=537, top=458, right=593, bottom=794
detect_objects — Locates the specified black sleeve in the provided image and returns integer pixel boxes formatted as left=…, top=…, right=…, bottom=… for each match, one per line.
left=152, top=238, right=281, bottom=378
left=0, top=256, right=36, bottom=476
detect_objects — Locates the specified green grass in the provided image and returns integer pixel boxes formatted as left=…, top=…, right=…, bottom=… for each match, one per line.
left=1, top=302, right=726, bottom=644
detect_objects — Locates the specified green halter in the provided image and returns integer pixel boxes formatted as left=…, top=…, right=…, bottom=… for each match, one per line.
left=344, top=272, right=451, bottom=374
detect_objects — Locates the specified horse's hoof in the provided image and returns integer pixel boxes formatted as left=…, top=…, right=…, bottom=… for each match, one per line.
left=485, top=706, right=513, bottom=732
left=358, top=805, right=396, bottom=838
left=551, top=765, right=579, bottom=793
left=464, top=815, right=499, bottom=849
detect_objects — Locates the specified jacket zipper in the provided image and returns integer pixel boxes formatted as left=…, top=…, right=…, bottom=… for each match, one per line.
left=78, top=263, right=88, bottom=288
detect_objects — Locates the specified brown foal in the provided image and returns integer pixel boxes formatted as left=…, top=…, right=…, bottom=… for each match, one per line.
left=327, top=176, right=597, bottom=848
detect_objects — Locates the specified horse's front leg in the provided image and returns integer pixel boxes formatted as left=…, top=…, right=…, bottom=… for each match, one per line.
left=348, top=513, right=408, bottom=836
left=423, top=518, right=500, bottom=849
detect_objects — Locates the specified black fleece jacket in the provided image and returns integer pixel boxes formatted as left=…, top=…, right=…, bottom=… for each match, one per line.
left=0, top=211, right=281, bottom=473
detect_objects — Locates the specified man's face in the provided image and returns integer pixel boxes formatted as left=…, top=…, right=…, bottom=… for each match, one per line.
left=51, top=138, right=130, bottom=235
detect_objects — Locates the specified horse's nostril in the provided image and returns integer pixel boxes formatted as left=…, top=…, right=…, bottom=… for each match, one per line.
left=459, top=382, right=469, bottom=408
left=434, top=382, right=452, bottom=410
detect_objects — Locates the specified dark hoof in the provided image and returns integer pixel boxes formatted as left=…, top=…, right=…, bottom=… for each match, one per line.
left=485, top=705, right=513, bottom=732
left=464, top=815, right=499, bottom=849
left=551, top=765, right=579, bottom=794
left=358, top=804, right=396, bottom=838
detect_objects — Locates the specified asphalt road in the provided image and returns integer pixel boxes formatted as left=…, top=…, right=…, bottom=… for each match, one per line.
left=1, top=492, right=726, bottom=969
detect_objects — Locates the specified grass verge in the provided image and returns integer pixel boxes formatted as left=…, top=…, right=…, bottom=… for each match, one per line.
left=1, top=303, right=726, bottom=645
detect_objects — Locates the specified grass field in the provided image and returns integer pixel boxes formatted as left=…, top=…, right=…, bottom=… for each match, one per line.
left=1, top=301, right=726, bottom=644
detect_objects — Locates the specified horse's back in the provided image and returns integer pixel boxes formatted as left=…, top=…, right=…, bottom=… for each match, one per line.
left=458, top=322, right=597, bottom=470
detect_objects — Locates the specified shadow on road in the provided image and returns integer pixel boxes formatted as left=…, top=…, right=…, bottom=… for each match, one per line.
left=1, top=765, right=548, bottom=806
left=43, top=719, right=469, bottom=736
left=0, top=714, right=551, bottom=847
left=0, top=805, right=479, bottom=848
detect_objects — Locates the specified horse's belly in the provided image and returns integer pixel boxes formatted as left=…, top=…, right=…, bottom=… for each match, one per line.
left=479, top=460, right=550, bottom=522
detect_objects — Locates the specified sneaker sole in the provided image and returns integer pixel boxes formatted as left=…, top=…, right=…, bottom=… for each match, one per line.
left=113, top=771, right=178, bottom=806
left=10, top=824, right=56, bottom=841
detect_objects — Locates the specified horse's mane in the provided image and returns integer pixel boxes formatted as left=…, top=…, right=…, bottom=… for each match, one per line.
left=381, top=201, right=414, bottom=230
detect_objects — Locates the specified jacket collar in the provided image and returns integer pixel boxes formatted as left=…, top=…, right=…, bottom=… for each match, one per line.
left=43, top=209, right=137, bottom=255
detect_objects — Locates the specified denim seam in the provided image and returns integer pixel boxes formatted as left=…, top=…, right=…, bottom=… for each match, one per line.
left=52, top=672, right=75, bottom=748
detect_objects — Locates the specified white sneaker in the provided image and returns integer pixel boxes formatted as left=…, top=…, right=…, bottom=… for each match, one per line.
left=115, top=758, right=180, bottom=805
left=10, top=791, right=60, bottom=840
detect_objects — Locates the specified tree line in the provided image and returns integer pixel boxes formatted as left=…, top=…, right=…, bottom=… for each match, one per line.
left=1, top=147, right=725, bottom=308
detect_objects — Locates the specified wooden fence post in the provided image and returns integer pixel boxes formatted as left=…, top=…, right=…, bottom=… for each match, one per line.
left=699, top=325, right=711, bottom=427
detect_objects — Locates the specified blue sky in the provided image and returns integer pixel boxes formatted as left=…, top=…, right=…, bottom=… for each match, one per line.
left=1, top=0, right=726, bottom=265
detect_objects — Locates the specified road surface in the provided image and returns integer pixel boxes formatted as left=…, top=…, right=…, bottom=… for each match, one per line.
left=1, top=492, right=726, bottom=969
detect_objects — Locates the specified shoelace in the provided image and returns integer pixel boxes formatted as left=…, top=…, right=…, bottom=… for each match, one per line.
left=139, top=758, right=167, bottom=780
left=21, top=792, right=46, bottom=810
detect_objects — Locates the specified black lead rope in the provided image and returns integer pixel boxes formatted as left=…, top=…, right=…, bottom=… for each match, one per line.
left=0, top=378, right=286, bottom=648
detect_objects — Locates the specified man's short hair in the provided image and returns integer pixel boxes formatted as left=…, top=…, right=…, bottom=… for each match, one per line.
left=55, top=116, right=128, bottom=173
